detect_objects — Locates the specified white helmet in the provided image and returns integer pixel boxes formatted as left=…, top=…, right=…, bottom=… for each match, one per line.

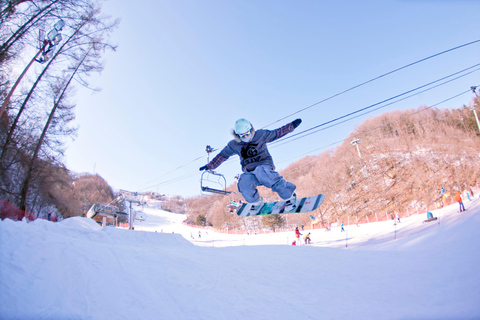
left=234, top=118, right=254, bottom=142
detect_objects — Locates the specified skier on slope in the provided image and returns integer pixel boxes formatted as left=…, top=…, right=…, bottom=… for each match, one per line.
left=295, top=226, right=302, bottom=239
left=456, top=190, right=466, bottom=212
left=199, top=118, right=302, bottom=208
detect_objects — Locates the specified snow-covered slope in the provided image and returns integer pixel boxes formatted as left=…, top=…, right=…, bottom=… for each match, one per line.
left=1, top=198, right=479, bottom=320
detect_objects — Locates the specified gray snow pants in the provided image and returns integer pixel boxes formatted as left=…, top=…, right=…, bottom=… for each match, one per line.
left=237, top=165, right=296, bottom=203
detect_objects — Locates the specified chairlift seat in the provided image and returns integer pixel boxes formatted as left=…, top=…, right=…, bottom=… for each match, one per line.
left=201, top=186, right=232, bottom=195
left=200, top=170, right=231, bottom=196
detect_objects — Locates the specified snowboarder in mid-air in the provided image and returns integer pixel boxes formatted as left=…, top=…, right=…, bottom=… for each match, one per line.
left=199, top=118, right=302, bottom=209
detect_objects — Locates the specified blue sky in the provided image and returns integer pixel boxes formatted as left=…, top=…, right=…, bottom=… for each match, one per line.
left=65, top=0, right=480, bottom=198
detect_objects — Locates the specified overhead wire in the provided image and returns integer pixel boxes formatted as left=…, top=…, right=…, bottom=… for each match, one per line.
left=277, top=86, right=478, bottom=175
left=261, top=39, right=480, bottom=129
left=141, top=83, right=479, bottom=193
left=140, top=79, right=479, bottom=194
left=271, top=63, right=480, bottom=147
left=136, top=154, right=206, bottom=191
left=135, top=40, right=480, bottom=193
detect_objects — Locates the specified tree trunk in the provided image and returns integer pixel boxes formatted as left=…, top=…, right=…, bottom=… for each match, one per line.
left=1, top=22, right=84, bottom=169
left=19, top=50, right=88, bottom=210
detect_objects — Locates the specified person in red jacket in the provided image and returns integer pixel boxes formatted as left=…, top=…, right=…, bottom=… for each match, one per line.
left=295, top=226, right=301, bottom=240
left=456, top=190, right=466, bottom=212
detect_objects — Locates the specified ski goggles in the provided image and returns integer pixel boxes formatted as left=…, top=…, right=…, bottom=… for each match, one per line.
left=238, top=129, right=251, bottom=139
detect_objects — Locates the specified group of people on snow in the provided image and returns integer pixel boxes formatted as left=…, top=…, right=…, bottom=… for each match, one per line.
left=440, top=187, right=474, bottom=211
left=292, top=226, right=312, bottom=245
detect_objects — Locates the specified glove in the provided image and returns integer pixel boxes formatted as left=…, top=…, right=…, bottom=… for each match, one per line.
left=199, top=165, right=209, bottom=171
left=292, top=118, right=302, bottom=128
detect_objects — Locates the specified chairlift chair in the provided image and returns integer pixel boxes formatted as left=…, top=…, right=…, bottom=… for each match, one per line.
left=200, top=169, right=232, bottom=196
left=200, top=145, right=232, bottom=196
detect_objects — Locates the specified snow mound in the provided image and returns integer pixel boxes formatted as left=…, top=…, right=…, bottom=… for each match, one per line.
left=101, top=226, right=194, bottom=247
left=59, top=216, right=102, bottom=230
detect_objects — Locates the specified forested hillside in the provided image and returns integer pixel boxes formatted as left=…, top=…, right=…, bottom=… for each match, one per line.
left=180, top=103, right=480, bottom=230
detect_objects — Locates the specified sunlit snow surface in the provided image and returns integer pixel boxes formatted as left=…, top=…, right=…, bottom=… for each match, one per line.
left=1, top=198, right=479, bottom=320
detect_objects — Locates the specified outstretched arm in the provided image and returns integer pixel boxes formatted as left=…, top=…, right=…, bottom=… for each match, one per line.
left=199, top=153, right=229, bottom=171
left=199, top=144, right=236, bottom=171
left=268, top=118, right=302, bottom=142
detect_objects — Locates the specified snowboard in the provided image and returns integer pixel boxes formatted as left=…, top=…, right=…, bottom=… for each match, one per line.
left=235, top=194, right=325, bottom=217
left=423, top=217, right=438, bottom=223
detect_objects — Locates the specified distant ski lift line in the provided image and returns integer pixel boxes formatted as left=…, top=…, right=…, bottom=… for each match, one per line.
left=262, top=39, right=480, bottom=129
left=139, top=77, right=480, bottom=194
left=139, top=87, right=476, bottom=193
left=276, top=87, right=477, bottom=170
left=272, top=63, right=480, bottom=146
left=143, top=87, right=478, bottom=194
left=0, top=19, right=67, bottom=118
left=136, top=40, right=480, bottom=193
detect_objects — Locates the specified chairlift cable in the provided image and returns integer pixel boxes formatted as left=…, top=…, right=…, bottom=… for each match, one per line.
left=276, top=88, right=476, bottom=175
left=271, top=63, right=480, bottom=146
left=136, top=40, right=480, bottom=194
left=136, top=152, right=215, bottom=190
left=260, top=39, right=480, bottom=129
left=139, top=81, right=478, bottom=195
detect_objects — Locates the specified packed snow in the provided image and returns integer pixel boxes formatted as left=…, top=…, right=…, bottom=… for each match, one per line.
left=1, top=197, right=479, bottom=320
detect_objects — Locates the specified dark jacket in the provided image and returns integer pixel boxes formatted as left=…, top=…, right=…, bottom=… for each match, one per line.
left=207, top=122, right=295, bottom=172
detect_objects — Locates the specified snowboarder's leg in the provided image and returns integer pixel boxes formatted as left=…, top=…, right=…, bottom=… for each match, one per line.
left=237, top=172, right=261, bottom=203
left=253, top=165, right=296, bottom=200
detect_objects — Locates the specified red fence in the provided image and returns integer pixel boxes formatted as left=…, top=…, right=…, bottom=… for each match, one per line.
left=0, top=199, right=37, bottom=221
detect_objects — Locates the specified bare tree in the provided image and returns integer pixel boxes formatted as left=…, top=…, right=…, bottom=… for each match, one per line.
left=1, top=3, right=117, bottom=165
left=0, top=1, right=63, bottom=64
left=0, top=1, right=118, bottom=214
left=19, top=48, right=89, bottom=210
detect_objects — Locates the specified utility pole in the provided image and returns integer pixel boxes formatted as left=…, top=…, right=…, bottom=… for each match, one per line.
left=0, top=19, right=64, bottom=118
left=350, top=138, right=362, bottom=158
left=470, top=86, right=480, bottom=134
left=125, top=197, right=141, bottom=230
